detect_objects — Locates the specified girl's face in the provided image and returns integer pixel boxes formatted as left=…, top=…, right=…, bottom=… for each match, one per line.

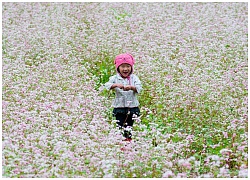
left=118, top=63, right=132, bottom=78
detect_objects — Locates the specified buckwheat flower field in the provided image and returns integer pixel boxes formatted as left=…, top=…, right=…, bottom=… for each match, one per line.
left=2, top=2, right=248, bottom=178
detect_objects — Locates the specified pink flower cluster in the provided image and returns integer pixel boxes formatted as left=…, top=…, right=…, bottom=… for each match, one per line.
left=2, top=2, right=247, bottom=178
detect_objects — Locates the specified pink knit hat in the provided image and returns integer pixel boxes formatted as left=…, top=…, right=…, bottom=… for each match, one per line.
left=114, top=53, right=135, bottom=73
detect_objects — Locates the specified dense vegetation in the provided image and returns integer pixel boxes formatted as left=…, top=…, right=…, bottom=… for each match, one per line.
left=2, top=2, right=248, bottom=178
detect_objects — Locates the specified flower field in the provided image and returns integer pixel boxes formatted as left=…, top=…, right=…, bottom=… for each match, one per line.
left=2, top=2, right=248, bottom=178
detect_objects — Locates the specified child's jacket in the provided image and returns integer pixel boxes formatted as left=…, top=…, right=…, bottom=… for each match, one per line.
left=104, top=74, right=142, bottom=108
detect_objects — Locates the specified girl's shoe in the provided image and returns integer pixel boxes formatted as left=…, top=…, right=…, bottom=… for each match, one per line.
left=124, top=138, right=132, bottom=142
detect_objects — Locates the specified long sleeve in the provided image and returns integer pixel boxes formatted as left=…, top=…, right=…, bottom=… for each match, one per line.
left=133, top=75, right=143, bottom=94
left=104, top=75, right=116, bottom=90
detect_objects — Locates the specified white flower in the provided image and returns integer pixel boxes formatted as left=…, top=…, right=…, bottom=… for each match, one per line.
left=162, top=170, right=174, bottom=178
left=220, top=148, right=232, bottom=155
left=238, top=169, right=248, bottom=178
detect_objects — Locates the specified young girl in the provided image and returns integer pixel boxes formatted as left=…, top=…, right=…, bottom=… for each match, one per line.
left=104, top=53, right=142, bottom=141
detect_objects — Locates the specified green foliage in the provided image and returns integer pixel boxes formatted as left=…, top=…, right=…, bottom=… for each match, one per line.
left=82, top=50, right=115, bottom=90
left=111, top=8, right=132, bottom=21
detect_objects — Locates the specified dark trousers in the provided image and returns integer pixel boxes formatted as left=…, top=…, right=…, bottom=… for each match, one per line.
left=113, top=107, right=140, bottom=139
left=115, top=113, right=134, bottom=138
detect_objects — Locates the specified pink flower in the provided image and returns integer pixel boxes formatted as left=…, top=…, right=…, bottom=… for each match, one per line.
left=232, top=133, right=237, bottom=138
left=177, top=172, right=187, bottom=178
left=222, top=131, right=228, bottom=138
left=237, top=146, right=245, bottom=151
left=182, top=162, right=192, bottom=170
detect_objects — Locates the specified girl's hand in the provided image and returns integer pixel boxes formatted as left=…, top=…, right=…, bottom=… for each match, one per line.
left=112, top=83, right=124, bottom=89
left=124, top=85, right=137, bottom=92
left=123, top=85, right=131, bottom=91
